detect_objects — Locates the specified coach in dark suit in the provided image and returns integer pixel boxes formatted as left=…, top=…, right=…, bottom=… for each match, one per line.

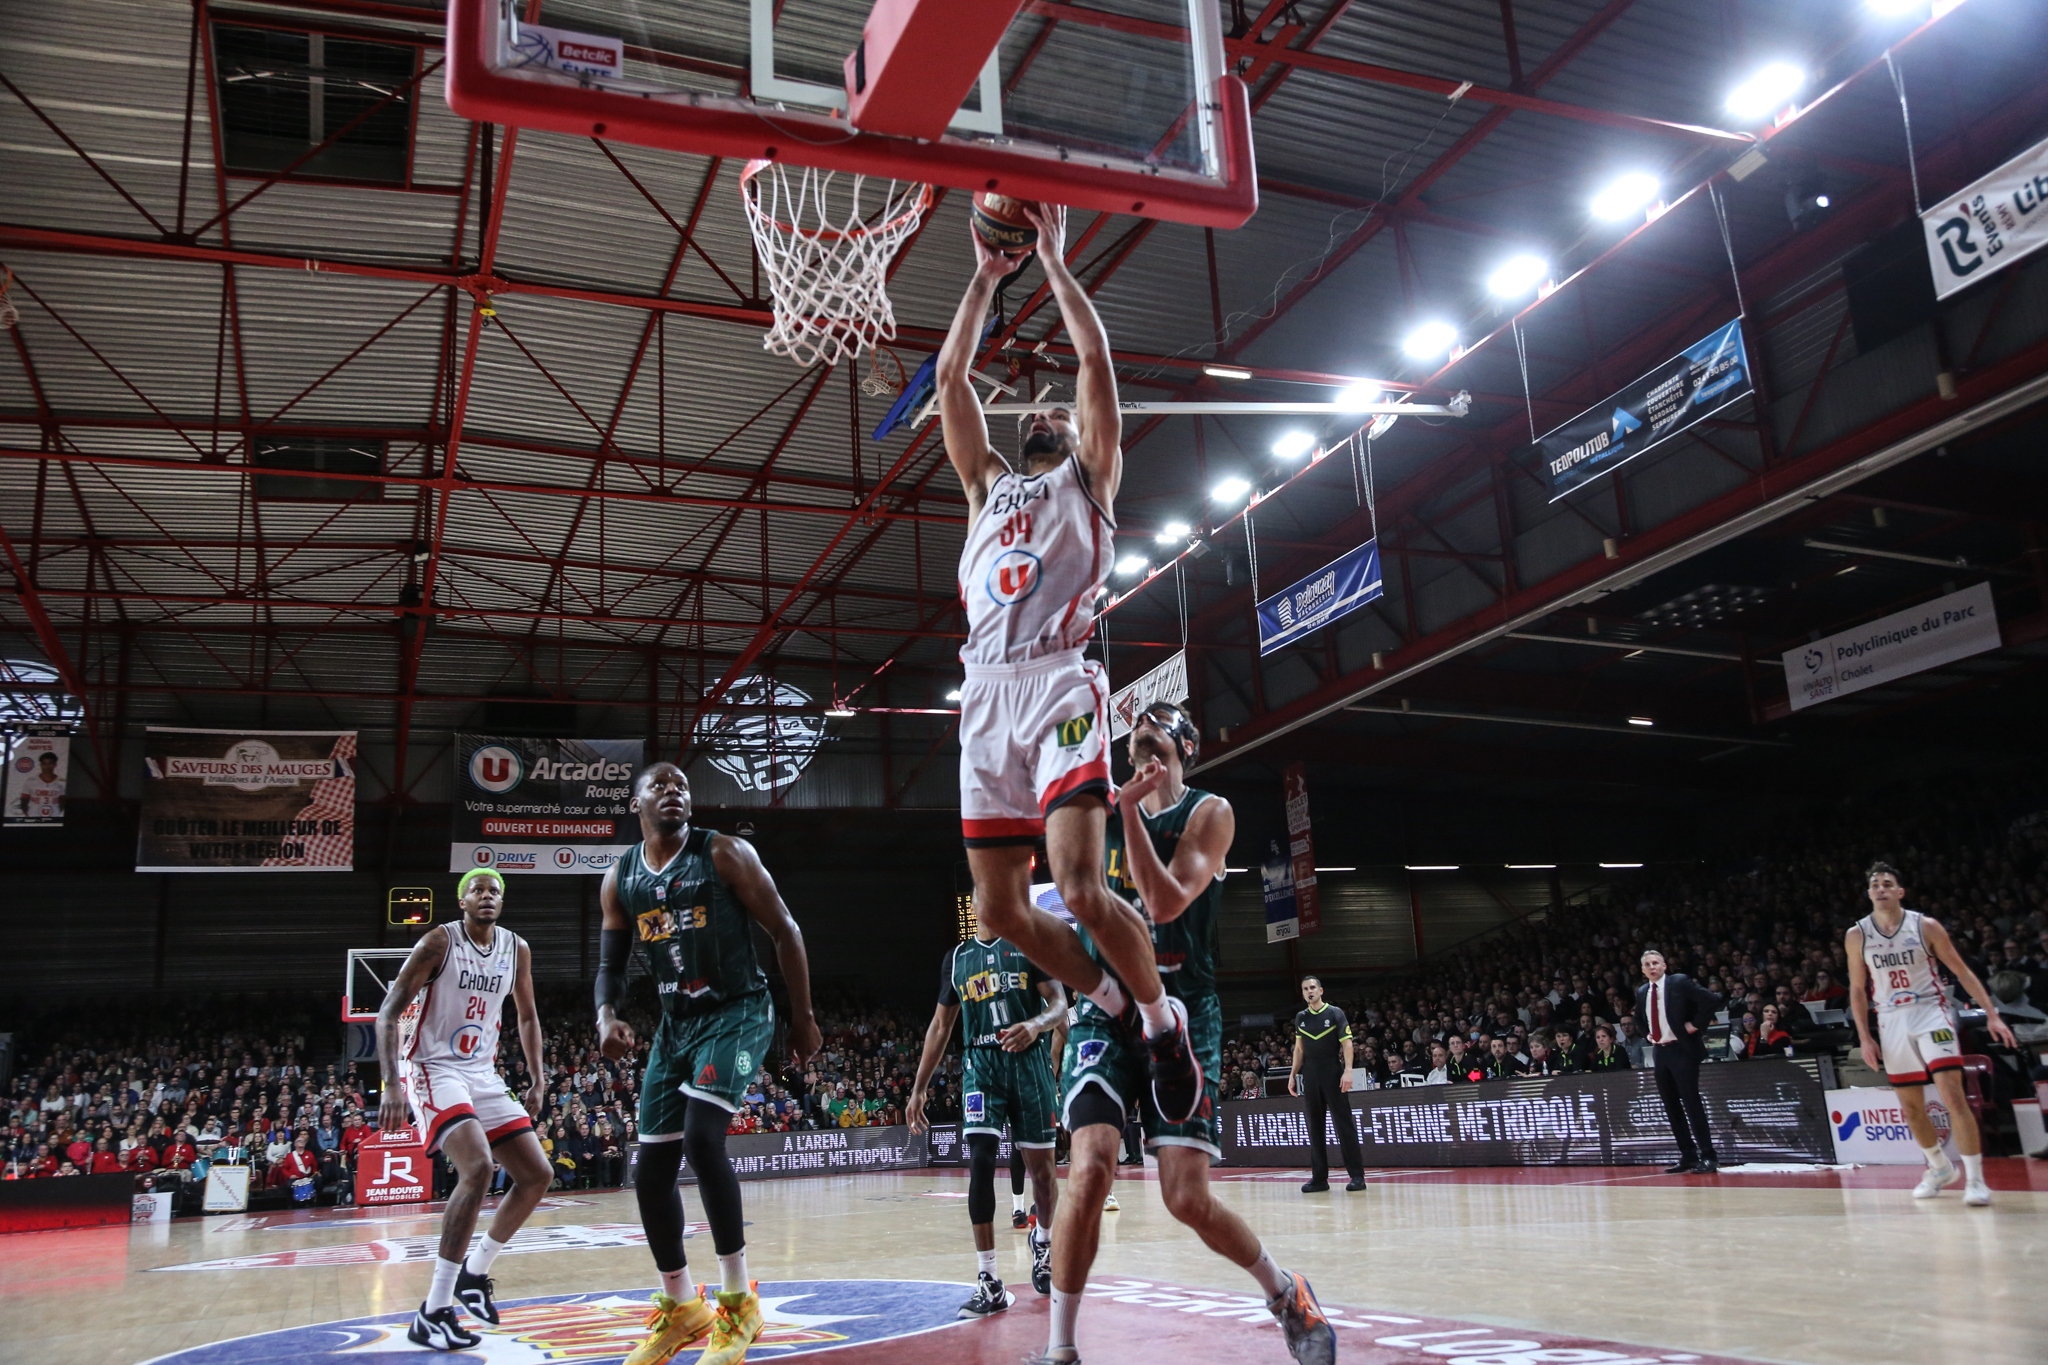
left=1634, top=948, right=1721, bottom=1173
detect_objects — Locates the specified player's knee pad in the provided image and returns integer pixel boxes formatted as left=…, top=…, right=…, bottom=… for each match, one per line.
left=965, top=1133, right=1000, bottom=1227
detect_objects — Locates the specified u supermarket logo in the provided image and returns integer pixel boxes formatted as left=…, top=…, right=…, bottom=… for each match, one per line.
left=985, top=549, right=1043, bottom=606
left=469, top=746, right=523, bottom=793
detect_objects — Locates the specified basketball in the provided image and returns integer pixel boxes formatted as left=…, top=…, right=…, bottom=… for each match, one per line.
left=971, top=192, right=1039, bottom=254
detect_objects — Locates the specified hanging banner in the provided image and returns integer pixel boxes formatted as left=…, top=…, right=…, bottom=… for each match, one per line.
left=1539, top=318, right=1751, bottom=500
left=450, top=735, right=642, bottom=875
left=1281, top=762, right=1320, bottom=938
left=4, top=728, right=70, bottom=827
left=1924, top=133, right=2048, bottom=300
left=1255, top=539, right=1382, bottom=656
left=137, top=729, right=355, bottom=871
left=1783, top=582, right=2000, bottom=712
left=1261, top=838, right=1299, bottom=944
left=1107, top=650, right=1190, bottom=740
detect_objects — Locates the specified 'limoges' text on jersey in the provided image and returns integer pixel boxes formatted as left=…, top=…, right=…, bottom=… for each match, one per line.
left=941, top=937, right=1049, bottom=1049
left=616, top=828, right=768, bottom=1018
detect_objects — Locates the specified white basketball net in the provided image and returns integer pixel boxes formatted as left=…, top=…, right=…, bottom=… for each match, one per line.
left=741, top=159, right=931, bottom=368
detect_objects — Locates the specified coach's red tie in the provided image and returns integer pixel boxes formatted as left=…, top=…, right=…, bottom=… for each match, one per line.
left=1650, top=983, right=1665, bottom=1044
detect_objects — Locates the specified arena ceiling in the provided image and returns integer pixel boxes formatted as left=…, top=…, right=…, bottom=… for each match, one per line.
left=3, top=0, right=2047, bottom=815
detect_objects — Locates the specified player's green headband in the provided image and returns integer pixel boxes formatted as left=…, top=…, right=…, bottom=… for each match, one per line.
left=457, top=868, right=506, bottom=899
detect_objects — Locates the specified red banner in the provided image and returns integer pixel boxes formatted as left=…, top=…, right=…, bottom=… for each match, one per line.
left=1282, top=762, right=1319, bottom=938
left=355, top=1128, right=429, bottom=1205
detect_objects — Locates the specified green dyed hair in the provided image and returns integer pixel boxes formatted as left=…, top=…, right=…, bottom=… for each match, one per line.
left=457, top=867, right=506, bottom=900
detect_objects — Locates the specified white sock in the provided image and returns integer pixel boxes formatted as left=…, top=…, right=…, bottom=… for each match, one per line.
left=1048, top=1286, right=1082, bottom=1355
left=978, top=1249, right=998, bottom=1279
left=1012, top=1192, right=1028, bottom=1213
left=1032, top=1224, right=1050, bottom=1248
left=1136, top=995, right=1175, bottom=1037
left=1960, top=1153, right=1984, bottom=1182
left=1921, top=1144, right=1951, bottom=1170
left=1247, top=1248, right=1291, bottom=1300
left=718, top=1250, right=748, bottom=1296
left=464, top=1233, right=508, bottom=1277
left=1083, top=975, right=1129, bottom=1018
left=659, top=1265, right=694, bottom=1301
left=426, top=1255, right=462, bottom=1312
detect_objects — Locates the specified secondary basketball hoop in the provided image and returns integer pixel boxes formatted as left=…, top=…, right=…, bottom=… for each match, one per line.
left=740, top=159, right=932, bottom=368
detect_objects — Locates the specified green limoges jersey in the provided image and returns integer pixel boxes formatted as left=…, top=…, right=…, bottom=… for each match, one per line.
left=615, top=827, right=767, bottom=1019
left=1099, top=786, right=1224, bottom=1002
left=941, top=937, right=1048, bottom=1049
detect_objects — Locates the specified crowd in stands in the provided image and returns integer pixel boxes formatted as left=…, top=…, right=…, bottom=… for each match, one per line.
left=0, top=984, right=953, bottom=1199
left=1230, top=782, right=2048, bottom=1092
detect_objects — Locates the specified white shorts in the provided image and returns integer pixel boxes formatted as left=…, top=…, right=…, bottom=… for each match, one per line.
left=1876, top=1000, right=1964, bottom=1086
left=959, top=649, right=1112, bottom=846
left=403, top=1061, right=535, bottom=1153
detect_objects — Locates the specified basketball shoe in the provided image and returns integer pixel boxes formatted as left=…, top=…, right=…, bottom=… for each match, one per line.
left=1145, top=995, right=1204, bottom=1124
left=622, top=1290, right=716, bottom=1365
left=408, top=1303, right=481, bottom=1352
left=959, top=1272, right=1013, bottom=1318
left=1912, top=1158, right=1959, bottom=1199
left=453, top=1267, right=499, bottom=1325
left=1268, top=1271, right=1337, bottom=1365
left=699, top=1285, right=764, bottom=1365
left=1029, top=1219, right=1052, bottom=1295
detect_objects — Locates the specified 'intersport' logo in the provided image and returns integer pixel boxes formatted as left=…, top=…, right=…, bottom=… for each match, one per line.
left=469, top=746, right=523, bottom=793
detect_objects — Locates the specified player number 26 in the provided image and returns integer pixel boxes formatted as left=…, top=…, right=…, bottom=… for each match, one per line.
left=1888, top=969, right=1911, bottom=990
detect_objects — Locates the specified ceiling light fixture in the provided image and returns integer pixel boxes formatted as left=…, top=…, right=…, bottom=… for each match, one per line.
left=1402, top=321, right=1459, bottom=360
left=1210, top=476, right=1251, bottom=504
left=1590, top=172, right=1660, bottom=221
left=1203, top=364, right=1254, bottom=380
left=1271, top=430, right=1316, bottom=461
left=945, top=688, right=962, bottom=701
left=1314, top=866, right=1357, bottom=873
left=1114, top=553, right=1149, bottom=577
left=1334, top=379, right=1380, bottom=410
left=1599, top=861, right=1644, bottom=869
left=1627, top=716, right=1655, bottom=728
left=1486, top=253, right=1549, bottom=299
left=1506, top=863, right=1557, bottom=870
left=1155, top=519, right=1192, bottom=544
left=1405, top=864, right=1459, bottom=871
left=1726, top=62, right=1805, bottom=122
left=823, top=704, right=855, bottom=718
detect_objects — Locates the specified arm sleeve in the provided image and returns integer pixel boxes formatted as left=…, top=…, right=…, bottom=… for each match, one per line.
left=938, top=948, right=959, bottom=1008
left=594, top=928, right=632, bottom=1012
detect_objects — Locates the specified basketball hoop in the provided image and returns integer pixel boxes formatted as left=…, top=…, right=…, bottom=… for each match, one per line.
left=740, top=159, right=932, bottom=368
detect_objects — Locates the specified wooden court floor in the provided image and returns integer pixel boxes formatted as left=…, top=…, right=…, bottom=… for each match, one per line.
left=2, top=1160, right=2042, bottom=1365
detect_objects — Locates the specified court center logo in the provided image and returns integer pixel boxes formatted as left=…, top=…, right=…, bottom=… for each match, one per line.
left=137, top=1281, right=970, bottom=1364
left=694, top=674, right=825, bottom=794
left=469, top=745, right=523, bottom=794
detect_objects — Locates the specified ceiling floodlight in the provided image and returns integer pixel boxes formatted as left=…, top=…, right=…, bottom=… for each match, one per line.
left=945, top=688, right=963, bottom=701
left=824, top=704, right=855, bottom=718
left=1203, top=364, right=1254, bottom=380
left=1401, top=321, right=1458, bottom=360
left=1599, top=861, right=1644, bottom=869
left=1335, top=379, right=1380, bottom=410
left=1726, top=63, right=1805, bottom=121
left=1114, top=553, right=1149, bottom=577
left=1405, top=864, right=1460, bottom=871
left=1210, top=476, right=1251, bottom=504
left=1486, top=253, right=1549, bottom=299
left=1591, top=172, right=1661, bottom=221
left=1155, top=519, right=1192, bottom=544
left=1271, top=430, right=1316, bottom=461
left=1627, top=716, right=1655, bottom=728
left=1506, top=863, right=1557, bottom=870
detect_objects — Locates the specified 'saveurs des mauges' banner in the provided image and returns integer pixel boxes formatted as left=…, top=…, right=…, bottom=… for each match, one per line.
left=137, top=729, right=356, bottom=871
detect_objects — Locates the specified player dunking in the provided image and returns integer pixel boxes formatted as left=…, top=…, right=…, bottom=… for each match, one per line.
left=597, top=763, right=820, bottom=1365
left=906, top=917, right=1066, bottom=1315
left=376, top=868, right=553, bottom=1351
left=1043, top=702, right=1335, bottom=1365
left=1846, top=861, right=2016, bottom=1205
left=938, top=201, right=1204, bottom=1128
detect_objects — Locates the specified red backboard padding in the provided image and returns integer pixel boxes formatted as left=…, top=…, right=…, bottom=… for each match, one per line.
left=843, top=0, right=1021, bottom=141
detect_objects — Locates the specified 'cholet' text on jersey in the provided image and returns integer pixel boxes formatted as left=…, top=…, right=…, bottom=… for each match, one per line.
left=615, top=827, right=768, bottom=1018
left=1857, top=908, right=1950, bottom=1013
left=958, top=455, right=1114, bottom=667
left=401, top=921, right=523, bottom=1068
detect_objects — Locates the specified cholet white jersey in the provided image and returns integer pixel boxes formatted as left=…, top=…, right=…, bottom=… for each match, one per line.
left=958, top=455, right=1114, bottom=667
left=1856, top=909, right=1948, bottom=1015
left=400, top=922, right=523, bottom=1069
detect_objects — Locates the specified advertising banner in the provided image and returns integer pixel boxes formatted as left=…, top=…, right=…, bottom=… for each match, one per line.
left=450, top=734, right=642, bottom=875
left=1539, top=319, right=1752, bottom=500
left=1281, top=762, right=1320, bottom=938
left=1825, top=1085, right=1960, bottom=1165
left=202, top=1164, right=252, bottom=1213
left=137, top=729, right=355, bottom=871
left=4, top=728, right=69, bottom=826
left=1107, top=650, right=1189, bottom=741
left=1256, top=539, right=1382, bottom=656
left=1782, top=582, right=2000, bottom=712
left=1261, top=839, right=1298, bottom=944
left=355, top=1127, right=430, bottom=1205
left=1217, top=1059, right=1831, bottom=1166
left=629, top=1125, right=929, bottom=1185
left=1924, top=133, right=2048, bottom=299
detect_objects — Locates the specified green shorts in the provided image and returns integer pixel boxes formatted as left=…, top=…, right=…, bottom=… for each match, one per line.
left=638, top=993, right=775, bottom=1135
left=963, top=1040, right=1059, bottom=1148
left=1060, top=991, right=1222, bottom=1158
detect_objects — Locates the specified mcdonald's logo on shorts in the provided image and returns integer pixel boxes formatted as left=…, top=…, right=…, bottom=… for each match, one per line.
left=1054, top=713, right=1094, bottom=748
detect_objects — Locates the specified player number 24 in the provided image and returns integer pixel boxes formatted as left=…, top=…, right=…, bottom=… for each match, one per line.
left=464, top=995, right=489, bottom=1020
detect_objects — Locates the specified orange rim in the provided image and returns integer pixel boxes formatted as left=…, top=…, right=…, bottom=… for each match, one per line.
left=742, top=158, right=932, bottom=243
